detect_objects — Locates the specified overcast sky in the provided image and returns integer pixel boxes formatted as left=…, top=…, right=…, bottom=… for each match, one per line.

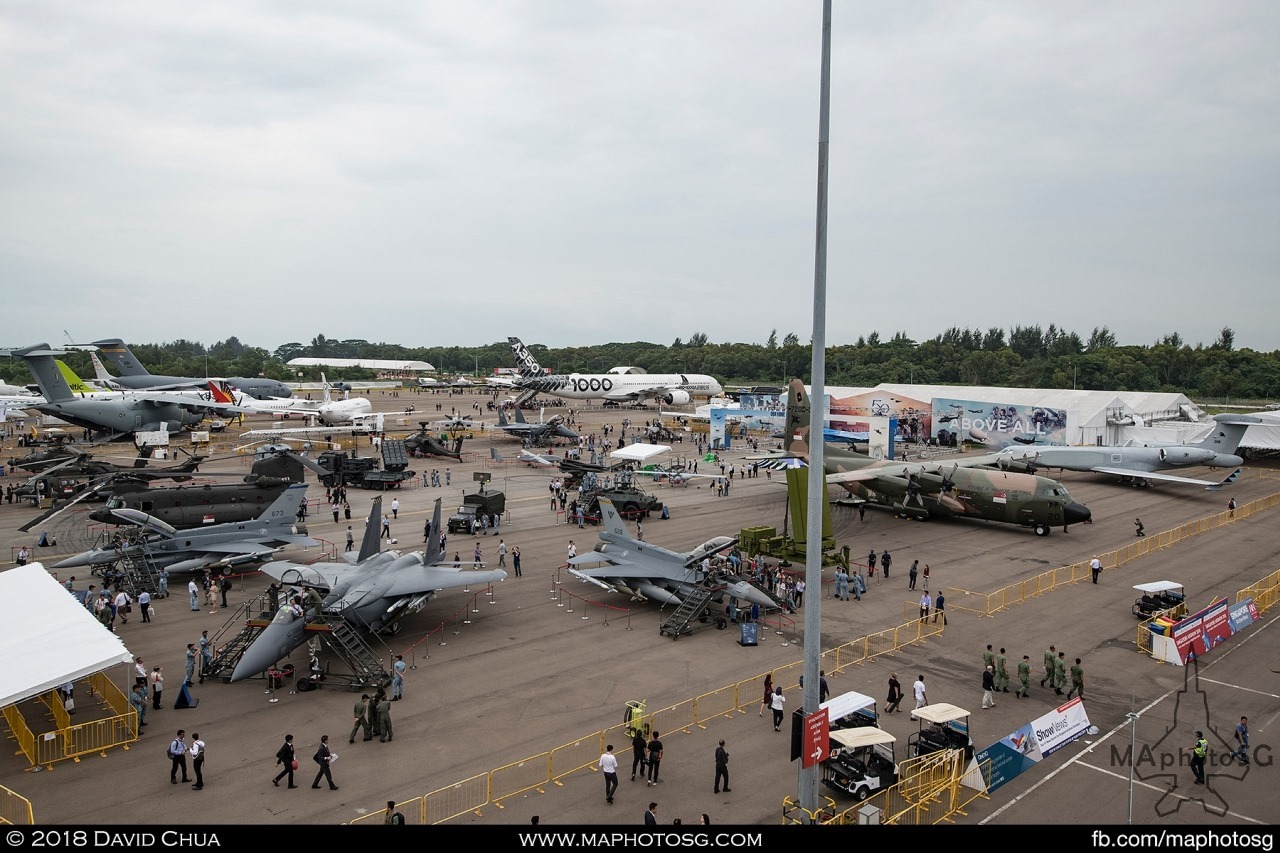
left=2, top=1, right=1276, bottom=354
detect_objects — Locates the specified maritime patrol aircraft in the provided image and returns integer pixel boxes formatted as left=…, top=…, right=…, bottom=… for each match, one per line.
left=990, top=415, right=1257, bottom=489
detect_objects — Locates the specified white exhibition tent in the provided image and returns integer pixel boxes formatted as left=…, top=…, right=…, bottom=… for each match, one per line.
left=0, top=564, right=133, bottom=709
left=609, top=442, right=672, bottom=464
left=823, top=383, right=1204, bottom=446
left=1240, top=411, right=1280, bottom=450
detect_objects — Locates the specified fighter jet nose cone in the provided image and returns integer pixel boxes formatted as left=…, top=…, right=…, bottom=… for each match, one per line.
left=1065, top=501, right=1091, bottom=525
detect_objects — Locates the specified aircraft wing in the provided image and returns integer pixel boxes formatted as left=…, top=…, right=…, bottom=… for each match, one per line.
left=119, top=391, right=258, bottom=414
left=241, top=424, right=376, bottom=438
left=382, top=564, right=507, bottom=597
left=823, top=452, right=1023, bottom=486
left=1089, top=466, right=1242, bottom=489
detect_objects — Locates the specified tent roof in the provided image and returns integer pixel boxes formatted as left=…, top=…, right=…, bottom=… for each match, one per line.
left=0, top=564, right=133, bottom=708
left=819, top=690, right=876, bottom=723
left=610, top=443, right=671, bottom=463
left=286, top=357, right=434, bottom=371
left=1134, top=581, right=1184, bottom=593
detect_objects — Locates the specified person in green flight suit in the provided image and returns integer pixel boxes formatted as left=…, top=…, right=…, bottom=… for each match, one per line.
left=350, top=694, right=371, bottom=744
left=1041, top=644, right=1057, bottom=689
left=983, top=644, right=995, bottom=672
left=1051, top=651, right=1067, bottom=696
left=1016, top=655, right=1031, bottom=698
left=368, top=687, right=383, bottom=738
left=1067, top=658, right=1085, bottom=700
left=376, top=695, right=393, bottom=743
left=995, top=648, right=1010, bottom=693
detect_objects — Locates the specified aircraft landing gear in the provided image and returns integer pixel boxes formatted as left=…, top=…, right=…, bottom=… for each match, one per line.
left=1034, top=524, right=1049, bottom=536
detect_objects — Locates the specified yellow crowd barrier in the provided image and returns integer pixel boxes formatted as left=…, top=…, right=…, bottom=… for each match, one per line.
left=967, top=491, right=1280, bottom=619
left=0, top=785, right=34, bottom=825
left=347, top=493, right=1279, bottom=823
left=1237, top=567, right=1280, bottom=614
left=5, top=674, right=138, bottom=771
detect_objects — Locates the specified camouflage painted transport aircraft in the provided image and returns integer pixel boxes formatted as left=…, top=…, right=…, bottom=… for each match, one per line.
left=770, top=379, right=1091, bottom=536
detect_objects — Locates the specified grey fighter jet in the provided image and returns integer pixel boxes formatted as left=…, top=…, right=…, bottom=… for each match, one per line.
left=229, top=497, right=505, bottom=682
left=494, top=406, right=579, bottom=446
left=54, top=483, right=317, bottom=574
left=567, top=498, right=780, bottom=611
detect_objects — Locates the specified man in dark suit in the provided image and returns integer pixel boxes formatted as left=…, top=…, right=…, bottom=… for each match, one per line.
left=644, top=802, right=658, bottom=825
left=714, top=740, right=731, bottom=794
left=273, top=734, right=297, bottom=788
left=311, top=735, right=338, bottom=790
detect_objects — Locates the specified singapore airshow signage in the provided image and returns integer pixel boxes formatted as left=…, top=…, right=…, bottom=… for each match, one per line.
left=931, top=397, right=1070, bottom=449
left=975, top=698, right=1093, bottom=793
left=1148, top=597, right=1258, bottom=666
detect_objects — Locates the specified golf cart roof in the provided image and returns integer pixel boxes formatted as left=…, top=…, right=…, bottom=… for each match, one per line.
left=819, top=690, right=876, bottom=723
left=912, top=703, right=970, bottom=725
left=829, top=727, right=897, bottom=750
left=1133, top=581, right=1183, bottom=593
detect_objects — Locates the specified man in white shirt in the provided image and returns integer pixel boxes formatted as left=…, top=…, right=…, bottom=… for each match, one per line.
left=598, top=745, right=619, bottom=804
left=114, top=590, right=132, bottom=624
left=911, top=675, right=928, bottom=720
left=390, top=498, right=399, bottom=519
left=189, top=732, right=206, bottom=789
left=137, top=589, right=152, bottom=623
left=188, top=579, right=200, bottom=611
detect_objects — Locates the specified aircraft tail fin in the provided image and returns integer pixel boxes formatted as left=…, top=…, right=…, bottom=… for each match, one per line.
left=490, top=447, right=504, bottom=462
left=782, top=378, right=811, bottom=458
left=207, top=380, right=236, bottom=405
left=1198, top=416, right=1257, bottom=456
left=514, top=407, right=528, bottom=425
left=508, top=337, right=544, bottom=377
left=596, top=498, right=629, bottom=540
left=262, top=483, right=309, bottom=529
left=424, top=499, right=443, bottom=565
left=90, top=339, right=150, bottom=377
left=356, top=495, right=383, bottom=563
left=496, top=407, right=509, bottom=427
left=89, top=352, right=116, bottom=385
left=16, top=345, right=76, bottom=403
left=320, top=373, right=332, bottom=405
left=55, top=360, right=98, bottom=395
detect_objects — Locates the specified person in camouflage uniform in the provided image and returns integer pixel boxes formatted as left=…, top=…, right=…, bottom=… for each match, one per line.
left=995, top=648, right=1010, bottom=693
left=1067, top=658, right=1085, bottom=700
left=1016, top=655, right=1031, bottom=698
left=1051, top=652, right=1067, bottom=696
left=1041, top=644, right=1057, bottom=688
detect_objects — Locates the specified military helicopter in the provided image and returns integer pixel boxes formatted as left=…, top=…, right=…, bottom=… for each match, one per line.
left=18, top=445, right=330, bottom=533
left=403, top=422, right=463, bottom=459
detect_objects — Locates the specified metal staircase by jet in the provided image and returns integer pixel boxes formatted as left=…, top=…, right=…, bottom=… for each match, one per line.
left=659, top=579, right=727, bottom=640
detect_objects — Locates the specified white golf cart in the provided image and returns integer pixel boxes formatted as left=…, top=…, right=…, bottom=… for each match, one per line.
left=821, top=727, right=899, bottom=801
left=819, top=689, right=879, bottom=730
left=907, top=702, right=974, bottom=761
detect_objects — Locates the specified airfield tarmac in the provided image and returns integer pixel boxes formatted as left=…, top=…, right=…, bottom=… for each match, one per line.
left=1, top=389, right=1278, bottom=827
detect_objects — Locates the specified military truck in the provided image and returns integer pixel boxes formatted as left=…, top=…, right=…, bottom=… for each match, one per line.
left=316, top=439, right=415, bottom=490
left=448, top=488, right=507, bottom=533
left=580, top=481, right=663, bottom=521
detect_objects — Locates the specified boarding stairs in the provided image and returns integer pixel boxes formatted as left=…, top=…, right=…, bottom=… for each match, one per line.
left=659, top=579, right=726, bottom=640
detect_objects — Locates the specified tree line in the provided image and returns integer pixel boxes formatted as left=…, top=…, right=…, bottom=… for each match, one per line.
left=4, top=326, right=1277, bottom=401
